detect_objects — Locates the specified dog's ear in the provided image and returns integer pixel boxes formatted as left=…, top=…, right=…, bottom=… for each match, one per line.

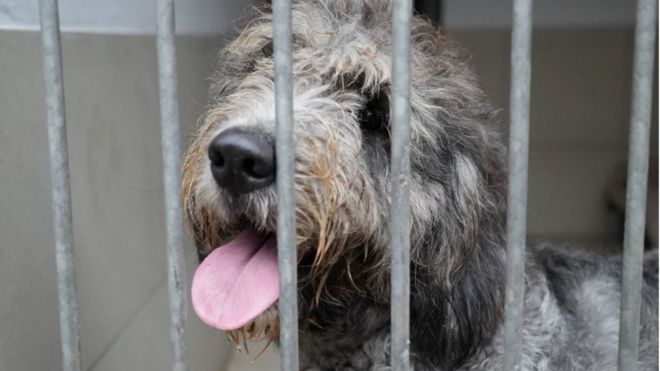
left=446, top=155, right=484, bottom=274
left=410, top=152, right=486, bottom=280
left=409, top=144, right=506, bottom=368
left=410, top=226, right=505, bottom=369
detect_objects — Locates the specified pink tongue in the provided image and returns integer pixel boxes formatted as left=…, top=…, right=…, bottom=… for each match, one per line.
left=191, top=229, right=279, bottom=330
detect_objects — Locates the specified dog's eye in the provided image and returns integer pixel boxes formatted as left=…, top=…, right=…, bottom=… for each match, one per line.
left=261, top=41, right=273, bottom=58
left=358, top=93, right=390, bottom=133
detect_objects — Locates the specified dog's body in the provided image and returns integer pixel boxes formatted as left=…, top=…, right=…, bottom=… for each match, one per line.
left=182, top=1, right=658, bottom=370
left=297, top=246, right=659, bottom=370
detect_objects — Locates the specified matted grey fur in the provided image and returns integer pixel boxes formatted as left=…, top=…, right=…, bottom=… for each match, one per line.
left=181, top=1, right=659, bottom=370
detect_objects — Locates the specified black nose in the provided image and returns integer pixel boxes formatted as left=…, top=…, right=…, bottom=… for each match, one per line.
left=208, top=128, right=276, bottom=195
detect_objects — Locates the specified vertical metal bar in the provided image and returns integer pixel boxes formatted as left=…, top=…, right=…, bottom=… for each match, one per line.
left=502, top=0, right=533, bottom=370
left=38, top=1, right=82, bottom=370
left=390, top=0, right=413, bottom=370
left=272, top=0, right=299, bottom=370
left=156, top=1, right=188, bottom=370
left=617, top=0, right=658, bottom=369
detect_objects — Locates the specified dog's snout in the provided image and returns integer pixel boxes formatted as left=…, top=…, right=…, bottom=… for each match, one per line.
left=208, top=128, right=275, bottom=195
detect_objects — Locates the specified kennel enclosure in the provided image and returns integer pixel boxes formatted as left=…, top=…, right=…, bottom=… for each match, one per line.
left=37, top=0, right=658, bottom=370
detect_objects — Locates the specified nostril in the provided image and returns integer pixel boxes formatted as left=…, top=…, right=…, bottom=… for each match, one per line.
left=208, top=142, right=225, bottom=168
left=211, top=152, right=225, bottom=168
left=242, top=157, right=273, bottom=179
left=242, top=158, right=257, bottom=177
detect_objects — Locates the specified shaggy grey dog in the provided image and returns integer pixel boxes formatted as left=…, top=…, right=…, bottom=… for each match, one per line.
left=182, top=1, right=659, bottom=370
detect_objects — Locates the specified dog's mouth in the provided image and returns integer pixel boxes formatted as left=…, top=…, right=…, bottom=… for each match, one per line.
left=191, top=228, right=280, bottom=331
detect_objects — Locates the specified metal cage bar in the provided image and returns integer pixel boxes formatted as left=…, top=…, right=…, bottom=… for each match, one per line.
left=156, top=1, right=188, bottom=370
left=273, top=0, right=300, bottom=370
left=502, top=0, right=534, bottom=370
left=390, top=0, right=413, bottom=370
left=617, top=0, right=658, bottom=369
left=38, top=1, right=82, bottom=370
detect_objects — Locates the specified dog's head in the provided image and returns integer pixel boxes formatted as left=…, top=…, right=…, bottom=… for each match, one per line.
left=183, top=0, right=506, bottom=345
